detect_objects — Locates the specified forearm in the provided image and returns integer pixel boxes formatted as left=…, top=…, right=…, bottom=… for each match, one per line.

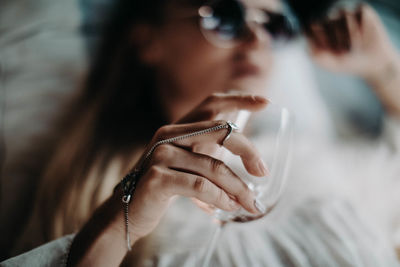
left=365, top=50, right=400, bottom=117
left=67, top=194, right=139, bottom=266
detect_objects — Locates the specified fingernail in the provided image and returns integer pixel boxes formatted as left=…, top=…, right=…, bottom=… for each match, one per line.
left=229, top=199, right=241, bottom=210
left=254, top=198, right=266, bottom=214
left=254, top=96, right=268, bottom=103
left=257, top=159, right=270, bottom=176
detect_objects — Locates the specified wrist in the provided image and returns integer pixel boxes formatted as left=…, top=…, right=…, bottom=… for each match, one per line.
left=363, top=50, right=400, bottom=116
left=364, top=50, right=400, bottom=87
left=110, top=191, right=142, bottom=248
left=68, top=194, right=137, bottom=266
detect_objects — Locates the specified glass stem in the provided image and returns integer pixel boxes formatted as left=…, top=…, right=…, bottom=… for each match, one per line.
left=201, top=223, right=226, bottom=267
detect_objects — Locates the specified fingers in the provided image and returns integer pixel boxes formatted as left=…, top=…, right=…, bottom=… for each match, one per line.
left=332, top=11, right=351, bottom=52
left=191, top=198, right=215, bottom=215
left=306, top=5, right=367, bottom=54
left=307, top=23, right=329, bottom=51
left=345, top=9, right=362, bottom=51
left=148, top=166, right=260, bottom=214
left=308, top=15, right=350, bottom=53
left=354, top=4, right=363, bottom=27
left=152, top=121, right=268, bottom=177
left=222, top=131, right=269, bottom=177
left=306, top=2, right=386, bottom=55
left=177, top=93, right=268, bottom=124
left=150, top=144, right=259, bottom=212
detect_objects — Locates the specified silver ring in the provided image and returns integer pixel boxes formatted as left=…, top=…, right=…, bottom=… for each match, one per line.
left=221, top=121, right=239, bottom=146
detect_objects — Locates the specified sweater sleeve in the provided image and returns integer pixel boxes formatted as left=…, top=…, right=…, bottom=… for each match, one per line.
left=0, top=234, right=75, bottom=267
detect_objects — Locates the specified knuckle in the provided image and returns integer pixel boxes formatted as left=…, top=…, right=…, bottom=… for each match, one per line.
left=215, top=189, right=226, bottom=205
left=146, top=167, right=173, bottom=200
left=193, top=176, right=207, bottom=194
left=155, top=125, right=173, bottom=140
left=238, top=186, right=252, bottom=202
left=148, top=165, right=163, bottom=178
left=214, top=119, right=226, bottom=125
left=362, top=4, right=372, bottom=14
left=209, top=158, right=223, bottom=172
left=209, top=158, right=229, bottom=176
left=207, top=94, right=220, bottom=103
left=152, top=144, right=173, bottom=162
left=146, top=166, right=164, bottom=188
left=172, top=175, right=189, bottom=188
left=365, top=9, right=376, bottom=21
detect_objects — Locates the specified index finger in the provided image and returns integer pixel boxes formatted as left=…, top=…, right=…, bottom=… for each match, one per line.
left=157, top=120, right=269, bottom=177
left=177, top=93, right=269, bottom=124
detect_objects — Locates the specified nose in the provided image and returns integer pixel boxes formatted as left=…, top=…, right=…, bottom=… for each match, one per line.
left=242, top=23, right=271, bottom=49
left=239, top=12, right=271, bottom=50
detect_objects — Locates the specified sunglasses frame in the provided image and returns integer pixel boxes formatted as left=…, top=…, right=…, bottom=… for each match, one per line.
left=198, top=0, right=298, bottom=48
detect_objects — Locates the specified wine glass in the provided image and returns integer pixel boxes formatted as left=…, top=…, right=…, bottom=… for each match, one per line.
left=200, top=103, right=294, bottom=267
left=128, top=103, right=294, bottom=266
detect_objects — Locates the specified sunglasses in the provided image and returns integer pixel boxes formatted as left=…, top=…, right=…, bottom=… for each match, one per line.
left=198, top=0, right=298, bottom=47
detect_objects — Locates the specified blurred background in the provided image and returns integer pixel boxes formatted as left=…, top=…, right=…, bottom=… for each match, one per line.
left=0, top=0, right=399, bottom=261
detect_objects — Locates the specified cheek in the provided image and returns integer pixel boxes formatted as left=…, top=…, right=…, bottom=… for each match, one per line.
left=157, top=23, right=275, bottom=98
left=159, top=26, right=236, bottom=96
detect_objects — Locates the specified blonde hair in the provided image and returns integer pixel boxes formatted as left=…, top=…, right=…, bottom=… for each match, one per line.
left=14, top=96, right=142, bottom=253
left=13, top=0, right=178, bottom=254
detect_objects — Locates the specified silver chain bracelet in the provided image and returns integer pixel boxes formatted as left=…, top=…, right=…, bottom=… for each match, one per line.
left=119, top=121, right=238, bottom=251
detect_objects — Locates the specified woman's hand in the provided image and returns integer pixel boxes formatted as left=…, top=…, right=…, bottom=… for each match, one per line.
left=306, top=4, right=400, bottom=115
left=306, top=5, right=396, bottom=78
left=68, top=93, right=269, bottom=266
left=121, top=93, right=269, bottom=241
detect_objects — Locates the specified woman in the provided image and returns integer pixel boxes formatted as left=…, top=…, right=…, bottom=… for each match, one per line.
left=4, top=0, right=400, bottom=266
left=11, top=0, right=286, bottom=262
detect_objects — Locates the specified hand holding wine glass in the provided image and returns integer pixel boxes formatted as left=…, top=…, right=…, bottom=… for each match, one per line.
left=200, top=103, right=294, bottom=267
left=67, top=94, right=270, bottom=266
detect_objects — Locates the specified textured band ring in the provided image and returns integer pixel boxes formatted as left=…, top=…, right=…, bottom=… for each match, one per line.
left=222, top=121, right=239, bottom=146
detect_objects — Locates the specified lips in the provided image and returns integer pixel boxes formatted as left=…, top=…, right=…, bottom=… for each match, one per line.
left=232, top=62, right=261, bottom=78
left=231, top=52, right=262, bottom=78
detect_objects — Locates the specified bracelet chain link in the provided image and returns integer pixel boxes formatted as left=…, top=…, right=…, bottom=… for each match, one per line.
left=120, top=122, right=234, bottom=251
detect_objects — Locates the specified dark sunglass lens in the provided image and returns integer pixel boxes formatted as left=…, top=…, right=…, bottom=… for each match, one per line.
left=264, top=12, right=296, bottom=41
left=200, top=0, right=245, bottom=40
